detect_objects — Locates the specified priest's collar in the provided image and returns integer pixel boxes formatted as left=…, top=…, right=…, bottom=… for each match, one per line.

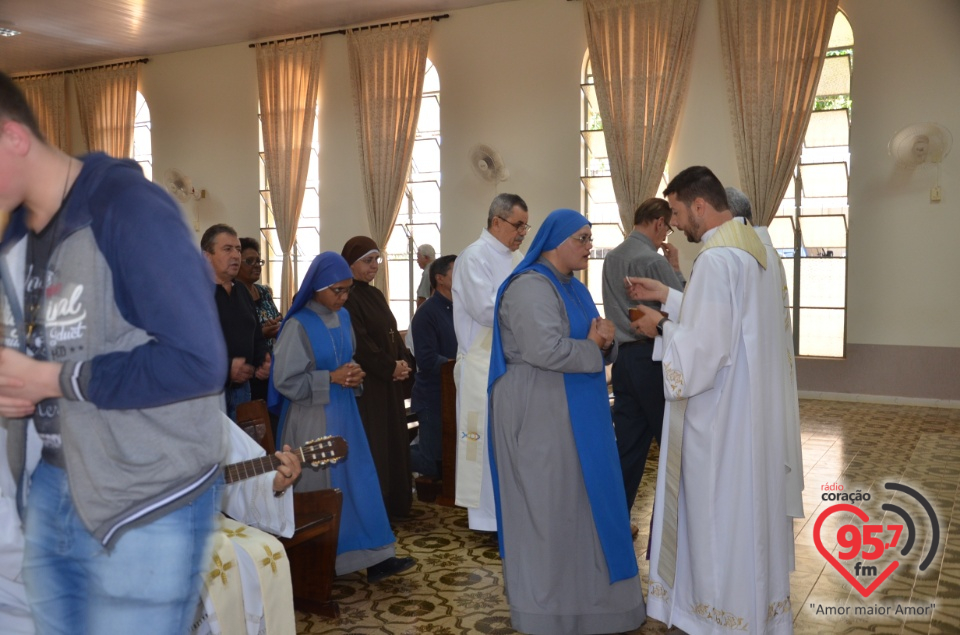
left=698, top=218, right=767, bottom=269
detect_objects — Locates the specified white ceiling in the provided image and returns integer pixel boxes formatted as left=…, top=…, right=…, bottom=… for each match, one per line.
left=0, top=0, right=514, bottom=76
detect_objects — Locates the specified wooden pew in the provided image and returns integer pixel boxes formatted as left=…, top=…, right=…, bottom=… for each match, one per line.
left=235, top=400, right=342, bottom=619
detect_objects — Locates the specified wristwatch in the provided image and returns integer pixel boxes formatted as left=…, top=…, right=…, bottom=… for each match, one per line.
left=656, top=316, right=668, bottom=336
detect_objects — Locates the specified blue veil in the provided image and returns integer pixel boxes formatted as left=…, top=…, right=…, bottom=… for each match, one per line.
left=267, top=252, right=352, bottom=413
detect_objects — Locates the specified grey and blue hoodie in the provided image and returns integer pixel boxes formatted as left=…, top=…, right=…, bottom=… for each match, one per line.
left=0, top=152, right=228, bottom=548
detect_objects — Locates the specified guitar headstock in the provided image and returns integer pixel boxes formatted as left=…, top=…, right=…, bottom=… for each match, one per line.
left=300, top=436, right=348, bottom=468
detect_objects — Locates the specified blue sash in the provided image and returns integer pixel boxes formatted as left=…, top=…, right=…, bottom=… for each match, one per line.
left=276, top=308, right=394, bottom=555
left=488, top=263, right=637, bottom=583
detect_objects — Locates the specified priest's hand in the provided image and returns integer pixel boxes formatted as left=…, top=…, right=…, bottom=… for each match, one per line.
left=630, top=305, right=663, bottom=339
left=272, top=444, right=301, bottom=493
left=393, top=360, right=412, bottom=381
left=624, top=277, right=669, bottom=304
left=331, top=362, right=365, bottom=387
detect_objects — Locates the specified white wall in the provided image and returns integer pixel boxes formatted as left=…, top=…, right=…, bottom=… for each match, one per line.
left=133, top=0, right=960, bottom=397
left=841, top=0, right=960, bottom=348
left=142, top=43, right=260, bottom=240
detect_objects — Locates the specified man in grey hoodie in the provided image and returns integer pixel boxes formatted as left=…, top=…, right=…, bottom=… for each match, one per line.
left=0, top=71, right=229, bottom=635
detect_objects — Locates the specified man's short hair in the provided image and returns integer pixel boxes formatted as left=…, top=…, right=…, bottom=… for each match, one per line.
left=429, top=254, right=456, bottom=290
left=417, top=244, right=436, bottom=260
left=725, top=187, right=753, bottom=224
left=663, top=166, right=728, bottom=212
left=487, top=193, right=528, bottom=228
left=633, top=198, right=672, bottom=227
left=239, top=237, right=260, bottom=254
left=200, top=224, right=238, bottom=253
left=0, top=71, right=45, bottom=141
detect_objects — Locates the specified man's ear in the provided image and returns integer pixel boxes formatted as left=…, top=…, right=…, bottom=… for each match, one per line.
left=0, top=119, right=33, bottom=157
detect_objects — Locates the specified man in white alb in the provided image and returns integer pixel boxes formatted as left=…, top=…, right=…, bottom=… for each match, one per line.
left=451, top=193, right=528, bottom=531
left=628, top=167, right=798, bottom=635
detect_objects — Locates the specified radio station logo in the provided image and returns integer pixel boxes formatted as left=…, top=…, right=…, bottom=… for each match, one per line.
left=813, top=482, right=940, bottom=598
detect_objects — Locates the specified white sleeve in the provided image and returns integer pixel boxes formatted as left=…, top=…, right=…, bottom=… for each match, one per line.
left=659, top=253, right=737, bottom=401
left=220, top=417, right=295, bottom=538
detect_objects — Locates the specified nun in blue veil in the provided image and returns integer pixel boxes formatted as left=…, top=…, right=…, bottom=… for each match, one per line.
left=268, top=252, right=414, bottom=582
left=487, top=209, right=645, bottom=635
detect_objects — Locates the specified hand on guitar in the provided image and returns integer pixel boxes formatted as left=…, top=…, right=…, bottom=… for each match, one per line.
left=272, top=444, right=301, bottom=494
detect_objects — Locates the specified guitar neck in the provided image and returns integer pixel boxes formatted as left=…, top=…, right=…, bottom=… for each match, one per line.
left=224, top=454, right=285, bottom=484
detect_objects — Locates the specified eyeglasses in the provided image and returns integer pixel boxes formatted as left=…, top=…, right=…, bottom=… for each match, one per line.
left=329, top=285, right=353, bottom=297
left=359, top=256, right=383, bottom=265
left=570, top=234, right=594, bottom=246
left=660, top=218, right=673, bottom=236
left=242, top=257, right=265, bottom=267
left=499, top=217, right=531, bottom=233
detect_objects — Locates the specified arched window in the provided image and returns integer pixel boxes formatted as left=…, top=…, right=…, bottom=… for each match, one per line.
left=257, top=104, right=321, bottom=308
left=386, top=58, right=441, bottom=330
left=133, top=91, right=152, bottom=181
left=580, top=55, right=667, bottom=315
left=769, top=11, right=853, bottom=358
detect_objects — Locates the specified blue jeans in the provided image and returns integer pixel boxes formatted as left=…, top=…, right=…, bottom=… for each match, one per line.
left=22, top=461, right=219, bottom=635
left=225, top=381, right=251, bottom=422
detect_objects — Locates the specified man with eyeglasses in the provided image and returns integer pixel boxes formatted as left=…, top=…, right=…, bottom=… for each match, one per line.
left=202, top=224, right=270, bottom=422
left=601, top=198, right=685, bottom=535
left=451, top=193, right=529, bottom=532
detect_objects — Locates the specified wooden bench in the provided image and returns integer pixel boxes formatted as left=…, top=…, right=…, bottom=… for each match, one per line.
left=236, top=400, right=342, bottom=619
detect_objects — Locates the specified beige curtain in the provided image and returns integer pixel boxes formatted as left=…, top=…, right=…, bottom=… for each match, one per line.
left=14, top=74, right=68, bottom=151
left=584, top=0, right=700, bottom=232
left=73, top=62, right=141, bottom=157
left=347, top=20, right=432, bottom=293
left=255, top=37, right=323, bottom=313
left=718, top=0, right=839, bottom=226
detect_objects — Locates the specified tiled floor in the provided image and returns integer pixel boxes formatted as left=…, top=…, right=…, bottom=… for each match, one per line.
left=296, top=400, right=960, bottom=634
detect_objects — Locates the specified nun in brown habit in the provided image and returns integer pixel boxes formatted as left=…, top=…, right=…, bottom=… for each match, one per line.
left=341, top=236, right=415, bottom=518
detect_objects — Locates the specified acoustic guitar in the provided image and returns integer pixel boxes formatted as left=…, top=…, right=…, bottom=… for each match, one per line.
left=223, top=436, right=348, bottom=484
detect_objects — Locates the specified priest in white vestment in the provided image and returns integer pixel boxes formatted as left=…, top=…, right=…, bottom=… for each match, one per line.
left=451, top=193, right=528, bottom=531
left=629, top=167, right=797, bottom=635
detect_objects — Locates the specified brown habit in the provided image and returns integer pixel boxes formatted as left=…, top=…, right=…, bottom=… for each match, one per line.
left=343, top=280, right=414, bottom=518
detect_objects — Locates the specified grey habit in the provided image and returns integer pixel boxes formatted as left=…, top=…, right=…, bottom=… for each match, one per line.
left=271, top=300, right=395, bottom=574
left=491, top=260, right=646, bottom=635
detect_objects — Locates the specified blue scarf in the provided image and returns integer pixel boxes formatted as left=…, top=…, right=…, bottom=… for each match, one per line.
left=268, top=252, right=353, bottom=414
left=488, top=209, right=637, bottom=584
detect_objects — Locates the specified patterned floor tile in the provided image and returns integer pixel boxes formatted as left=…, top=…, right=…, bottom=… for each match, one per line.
left=293, top=400, right=960, bottom=633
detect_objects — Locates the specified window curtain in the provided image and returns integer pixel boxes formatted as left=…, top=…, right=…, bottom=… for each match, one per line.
left=718, top=0, right=839, bottom=226
left=255, top=37, right=323, bottom=313
left=14, top=74, right=68, bottom=152
left=73, top=62, right=141, bottom=158
left=347, top=20, right=431, bottom=294
left=584, top=0, right=700, bottom=233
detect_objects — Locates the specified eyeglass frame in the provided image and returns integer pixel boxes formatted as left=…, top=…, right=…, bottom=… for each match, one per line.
left=358, top=255, right=383, bottom=265
left=569, top=233, right=594, bottom=246
left=498, top=216, right=532, bottom=233
left=242, top=257, right=266, bottom=267
left=327, top=284, right=353, bottom=297
left=659, top=217, right=674, bottom=236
